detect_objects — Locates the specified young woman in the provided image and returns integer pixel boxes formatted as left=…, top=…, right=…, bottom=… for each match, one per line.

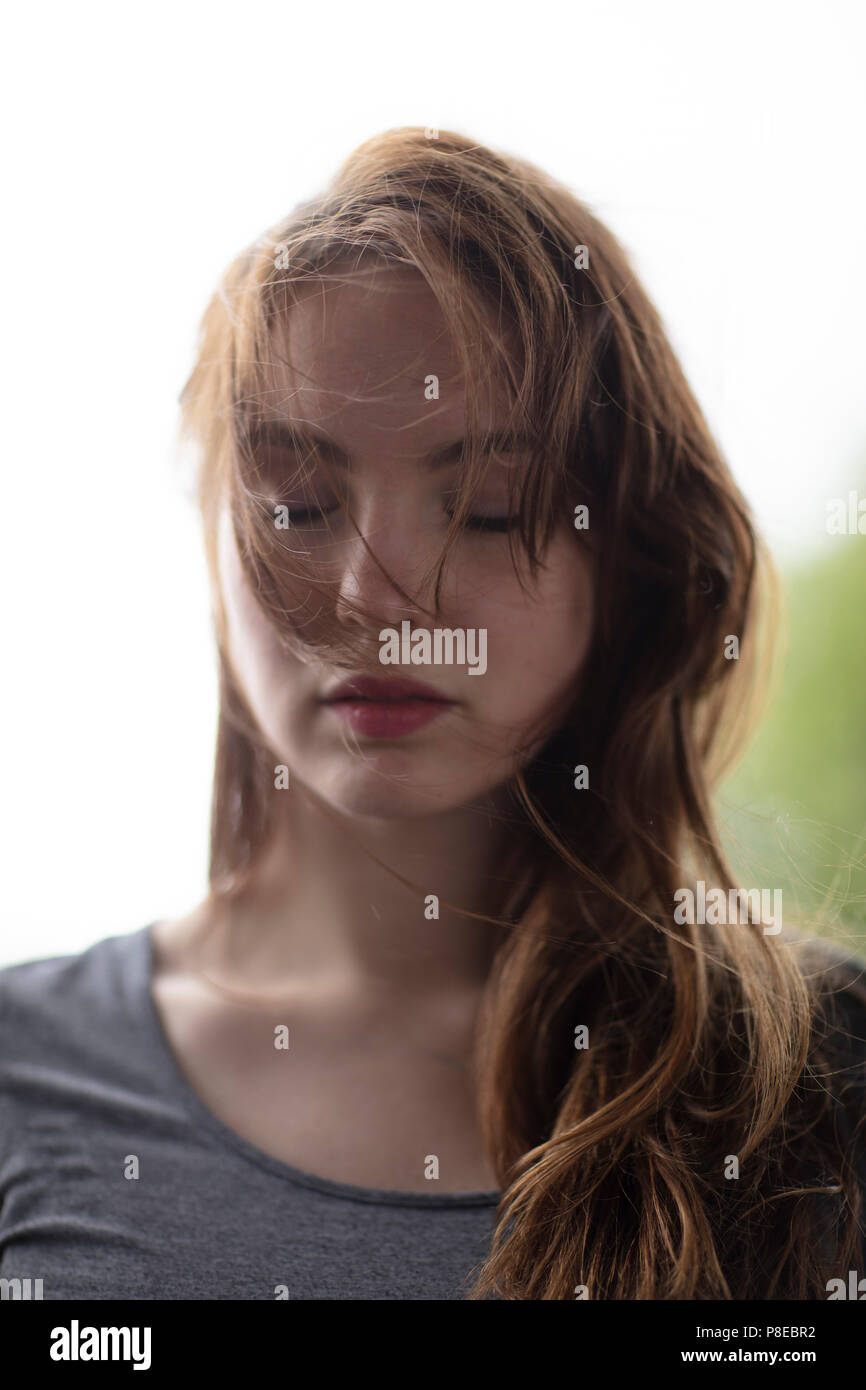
left=2, top=127, right=864, bottom=1302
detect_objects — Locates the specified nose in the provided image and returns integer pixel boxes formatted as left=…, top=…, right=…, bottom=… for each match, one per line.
left=334, top=490, right=434, bottom=626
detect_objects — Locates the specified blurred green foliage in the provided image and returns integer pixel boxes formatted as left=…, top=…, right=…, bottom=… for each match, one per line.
left=716, top=530, right=866, bottom=956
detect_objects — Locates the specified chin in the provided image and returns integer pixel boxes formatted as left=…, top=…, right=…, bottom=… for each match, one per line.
left=305, top=756, right=489, bottom=822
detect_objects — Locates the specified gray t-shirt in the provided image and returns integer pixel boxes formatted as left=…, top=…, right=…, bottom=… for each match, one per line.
left=0, top=925, right=500, bottom=1301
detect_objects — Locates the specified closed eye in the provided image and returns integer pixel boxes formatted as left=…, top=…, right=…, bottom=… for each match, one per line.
left=448, top=511, right=516, bottom=533
left=277, top=504, right=517, bottom=533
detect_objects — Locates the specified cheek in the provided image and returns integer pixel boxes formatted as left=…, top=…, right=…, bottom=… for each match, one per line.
left=480, top=538, right=594, bottom=700
left=217, top=511, right=298, bottom=716
left=543, top=541, right=595, bottom=664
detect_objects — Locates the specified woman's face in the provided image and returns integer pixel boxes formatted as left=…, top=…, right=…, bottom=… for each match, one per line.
left=217, top=264, right=595, bottom=819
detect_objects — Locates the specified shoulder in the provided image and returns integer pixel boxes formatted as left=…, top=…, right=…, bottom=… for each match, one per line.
left=786, top=930, right=866, bottom=1055
left=782, top=931, right=866, bottom=1174
left=0, top=927, right=151, bottom=1059
left=0, top=928, right=156, bottom=1187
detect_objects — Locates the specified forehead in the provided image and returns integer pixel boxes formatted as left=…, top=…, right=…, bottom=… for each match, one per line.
left=258, top=263, right=522, bottom=457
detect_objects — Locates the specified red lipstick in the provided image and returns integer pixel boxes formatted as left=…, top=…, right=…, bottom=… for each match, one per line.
left=321, top=675, right=456, bottom=739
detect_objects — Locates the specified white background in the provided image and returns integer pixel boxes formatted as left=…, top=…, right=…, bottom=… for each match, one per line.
left=2, top=0, right=864, bottom=963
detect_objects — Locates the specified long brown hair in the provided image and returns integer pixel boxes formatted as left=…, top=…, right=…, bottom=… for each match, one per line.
left=179, top=127, right=864, bottom=1298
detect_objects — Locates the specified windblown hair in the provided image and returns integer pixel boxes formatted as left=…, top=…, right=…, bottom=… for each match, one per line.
left=179, top=127, right=865, bottom=1298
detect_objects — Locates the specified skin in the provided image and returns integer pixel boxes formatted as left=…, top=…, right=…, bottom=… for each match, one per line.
left=152, top=264, right=595, bottom=1192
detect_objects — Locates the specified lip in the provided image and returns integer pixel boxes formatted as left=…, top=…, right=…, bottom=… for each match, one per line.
left=319, top=674, right=456, bottom=740
left=321, top=676, right=455, bottom=704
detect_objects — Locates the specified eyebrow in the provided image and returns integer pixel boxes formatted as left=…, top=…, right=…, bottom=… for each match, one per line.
left=239, top=420, right=532, bottom=471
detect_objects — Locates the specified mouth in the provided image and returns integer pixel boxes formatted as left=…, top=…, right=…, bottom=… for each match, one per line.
left=319, top=676, right=456, bottom=739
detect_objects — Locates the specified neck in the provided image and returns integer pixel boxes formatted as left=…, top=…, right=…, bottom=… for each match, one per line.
left=199, top=780, right=527, bottom=1001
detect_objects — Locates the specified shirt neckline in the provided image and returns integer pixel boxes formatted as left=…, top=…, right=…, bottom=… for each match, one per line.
left=134, top=922, right=502, bottom=1209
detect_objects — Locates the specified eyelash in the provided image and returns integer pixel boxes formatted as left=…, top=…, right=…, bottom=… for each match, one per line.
left=456, top=515, right=515, bottom=533
left=284, top=505, right=516, bottom=534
